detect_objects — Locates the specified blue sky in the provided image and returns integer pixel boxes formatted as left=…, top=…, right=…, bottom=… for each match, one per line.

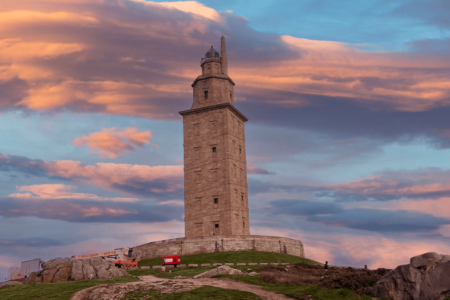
left=0, top=0, right=450, bottom=280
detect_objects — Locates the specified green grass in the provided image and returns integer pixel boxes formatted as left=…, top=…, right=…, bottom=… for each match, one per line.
left=130, top=260, right=277, bottom=279
left=138, top=251, right=319, bottom=269
left=0, top=276, right=139, bottom=300
left=213, top=274, right=388, bottom=300
left=123, top=286, right=261, bottom=299
left=132, top=251, right=318, bottom=279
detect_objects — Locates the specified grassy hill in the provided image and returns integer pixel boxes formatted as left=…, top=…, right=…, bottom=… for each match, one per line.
left=138, top=251, right=320, bottom=268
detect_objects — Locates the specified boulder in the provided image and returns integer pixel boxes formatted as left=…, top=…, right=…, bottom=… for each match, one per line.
left=42, top=269, right=58, bottom=283
left=71, top=260, right=84, bottom=281
left=24, top=271, right=38, bottom=284
left=52, top=266, right=70, bottom=283
left=374, top=252, right=450, bottom=300
left=82, top=264, right=96, bottom=280
left=96, top=267, right=111, bottom=280
left=192, top=265, right=244, bottom=279
left=25, top=257, right=129, bottom=284
left=108, top=267, right=122, bottom=278
left=45, top=258, right=72, bottom=271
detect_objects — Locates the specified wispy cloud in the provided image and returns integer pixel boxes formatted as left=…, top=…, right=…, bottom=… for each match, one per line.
left=9, top=184, right=139, bottom=202
left=73, top=127, right=153, bottom=158
left=0, top=153, right=184, bottom=198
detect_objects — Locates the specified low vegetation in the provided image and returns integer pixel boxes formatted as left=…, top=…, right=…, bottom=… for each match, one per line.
left=215, top=263, right=391, bottom=299
left=0, top=276, right=139, bottom=300
left=123, top=286, right=261, bottom=300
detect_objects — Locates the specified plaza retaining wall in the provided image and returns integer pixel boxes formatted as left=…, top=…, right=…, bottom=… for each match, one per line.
left=132, top=235, right=304, bottom=262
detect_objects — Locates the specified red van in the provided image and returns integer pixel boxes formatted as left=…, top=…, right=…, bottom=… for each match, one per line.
left=162, top=256, right=180, bottom=267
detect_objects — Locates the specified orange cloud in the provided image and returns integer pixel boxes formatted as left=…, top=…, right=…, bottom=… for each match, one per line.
left=156, top=1, right=224, bottom=22
left=73, top=127, right=153, bottom=158
left=0, top=0, right=449, bottom=118
left=8, top=184, right=139, bottom=202
left=45, top=160, right=184, bottom=193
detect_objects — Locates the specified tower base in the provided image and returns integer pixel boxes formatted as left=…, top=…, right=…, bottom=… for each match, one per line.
left=132, top=235, right=304, bottom=262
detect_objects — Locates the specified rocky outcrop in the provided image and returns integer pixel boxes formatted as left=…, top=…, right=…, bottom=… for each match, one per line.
left=192, top=265, right=244, bottom=279
left=374, top=252, right=450, bottom=300
left=24, top=257, right=129, bottom=284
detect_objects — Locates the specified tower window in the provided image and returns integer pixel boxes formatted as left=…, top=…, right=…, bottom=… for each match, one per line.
left=215, top=224, right=219, bottom=228
left=243, top=222, right=245, bottom=228
left=214, top=198, right=218, bottom=204
left=230, top=93, right=232, bottom=99
left=212, top=147, right=216, bottom=153
left=204, top=91, right=208, bottom=99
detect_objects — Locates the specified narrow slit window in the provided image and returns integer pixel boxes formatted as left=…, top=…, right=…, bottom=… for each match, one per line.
left=215, top=224, right=219, bottom=228
left=212, top=147, right=216, bottom=153
left=243, top=222, right=245, bottom=228
left=214, top=198, right=218, bottom=204
left=230, top=93, right=232, bottom=99
left=204, top=91, right=208, bottom=99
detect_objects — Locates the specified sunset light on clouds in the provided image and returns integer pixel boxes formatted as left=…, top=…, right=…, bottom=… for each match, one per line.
left=0, top=0, right=450, bottom=280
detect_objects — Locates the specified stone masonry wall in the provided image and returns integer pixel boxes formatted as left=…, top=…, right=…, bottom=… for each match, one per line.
left=132, top=235, right=305, bottom=262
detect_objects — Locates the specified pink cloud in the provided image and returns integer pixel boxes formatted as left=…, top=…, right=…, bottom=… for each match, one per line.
left=247, top=163, right=274, bottom=175
left=8, top=184, right=139, bottom=202
left=324, top=175, right=450, bottom=197
left=0, top=154, right=184, bottom=197
left=252, top=226, right=450, bottom=269
left=0, top=0, right=449, bottom=118
left=73, top=127, right=153, bottom=158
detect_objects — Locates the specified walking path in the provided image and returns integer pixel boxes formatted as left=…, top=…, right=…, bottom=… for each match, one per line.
left=71, top=274, right=293, bottom=300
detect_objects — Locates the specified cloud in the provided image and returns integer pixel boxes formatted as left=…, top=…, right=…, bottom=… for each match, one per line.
left=252, top=225, right=450, bottom=269
left=307, top=208, right=450, bottom=233
left=0, top=153, right=184, bottom=199
left=156, top=1, right=224, bottom=22
left=269, top=199, right=344, bottom=216
left=267, top=199, right=450, bottom=234
left=8, top=184, right=139, bottom=202
left=0, top=0, right=448, bottom=126
left=73, top=127, right=153, bottom=158
left=0, top=195, right=183, bottom=223
left=408, top=38, right=450, bottom=53
left=394, top=0, right=450, bottom=29
left=247, top=163, right=275, bottom=175
left=0, top=237, right=64, bottom=248
left=317, top=168, right=450, bottom=201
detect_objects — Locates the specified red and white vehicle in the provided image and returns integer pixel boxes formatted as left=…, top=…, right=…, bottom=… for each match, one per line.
left=72, top=247, right=137, bottom=269
left=162, top=256, right=180, bottom=268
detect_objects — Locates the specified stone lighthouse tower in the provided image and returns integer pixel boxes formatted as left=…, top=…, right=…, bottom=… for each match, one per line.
left=179, top=36, right=250, bottom=238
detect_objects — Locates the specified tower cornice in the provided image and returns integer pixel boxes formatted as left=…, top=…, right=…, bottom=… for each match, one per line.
left=191, top=74, right=235, bottom=87
left=179, top=103, right=248, bottom=122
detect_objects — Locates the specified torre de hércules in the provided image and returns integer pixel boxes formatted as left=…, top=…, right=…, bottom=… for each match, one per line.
left=132, top=36, right=304, bottom=260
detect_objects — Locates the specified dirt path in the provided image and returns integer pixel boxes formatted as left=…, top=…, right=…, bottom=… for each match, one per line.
left=71, top=274, right=293, bottom=300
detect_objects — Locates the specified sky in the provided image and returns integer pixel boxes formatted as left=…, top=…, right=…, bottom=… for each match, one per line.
left=1, top=0, right=450, bottom=280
